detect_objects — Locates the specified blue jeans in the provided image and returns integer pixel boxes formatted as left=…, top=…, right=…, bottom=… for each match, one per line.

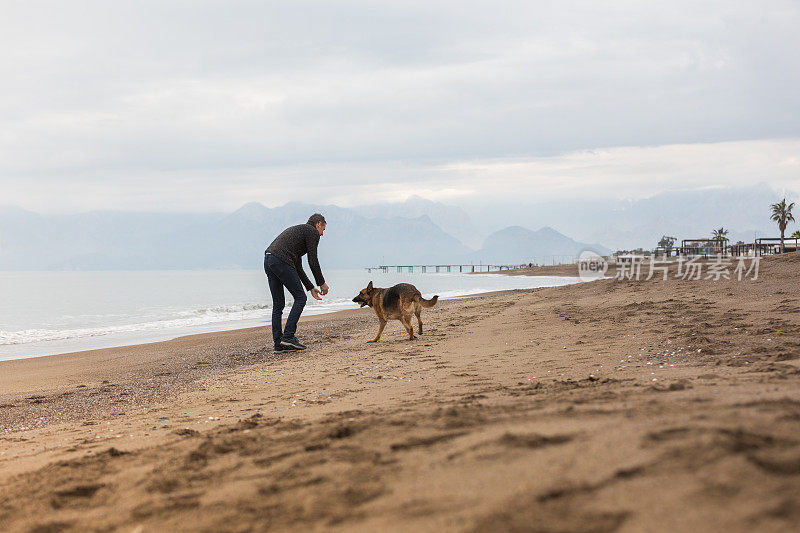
left=264, top=253, right=308, bottom=347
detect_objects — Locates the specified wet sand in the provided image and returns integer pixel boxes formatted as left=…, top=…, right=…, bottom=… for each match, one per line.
left=1, top=255, right=799, bottom=532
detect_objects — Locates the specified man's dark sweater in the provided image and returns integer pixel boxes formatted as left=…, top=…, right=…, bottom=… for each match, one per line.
left=265, top=223, right=325, bottom=291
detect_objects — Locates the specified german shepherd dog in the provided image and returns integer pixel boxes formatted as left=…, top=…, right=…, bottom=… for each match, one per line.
left=352, top=282, right=438, bottom=342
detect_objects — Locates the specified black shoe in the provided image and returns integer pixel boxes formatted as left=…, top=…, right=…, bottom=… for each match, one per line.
left=279, top=336, right=307, bottom=350
left=274, top=344, right=298, bottom=353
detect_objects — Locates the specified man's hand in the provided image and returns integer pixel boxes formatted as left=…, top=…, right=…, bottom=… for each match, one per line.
left=310, top=288, right=322, bottom=300
left=320, top=283, right=329, bottom=295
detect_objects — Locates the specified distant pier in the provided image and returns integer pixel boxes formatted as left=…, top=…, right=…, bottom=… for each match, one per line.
left=365, top=264, right=525, bottom=273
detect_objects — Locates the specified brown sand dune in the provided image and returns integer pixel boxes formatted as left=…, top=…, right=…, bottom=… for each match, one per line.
left=1, top=254, right=800, bottom=532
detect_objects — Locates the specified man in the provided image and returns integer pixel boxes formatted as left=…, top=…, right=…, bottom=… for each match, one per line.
left=264, top=213, right=330, bottom=352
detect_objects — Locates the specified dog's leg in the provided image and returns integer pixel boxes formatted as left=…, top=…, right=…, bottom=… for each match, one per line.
left=368, top=319, right=387, bottom=342
left=415, top=302, right=423, bottom=334
left=401, top=310, right=415, bottom=340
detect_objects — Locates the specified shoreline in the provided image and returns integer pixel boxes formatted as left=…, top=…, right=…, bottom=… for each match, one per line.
left=0, top=307, right=363, bottom=367
left=0, top=306, right=369, bottom=397
left=0, top=277, right=580, bottom=364
left=474, top=263, right=582, bottom=277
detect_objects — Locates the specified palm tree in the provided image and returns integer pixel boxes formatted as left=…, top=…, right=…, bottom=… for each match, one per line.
left=711, top=227, right=729, bottom=240
left=657, top=235, right=677, bottom=257
left=770, top=198, right=796, bottom=253
left=792, top=230, right=800, bottom=240
left=711, top=227, right=729, bottom=253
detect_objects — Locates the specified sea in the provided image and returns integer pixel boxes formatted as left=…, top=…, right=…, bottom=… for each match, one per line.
left=0, top=269, right=582, bottom=361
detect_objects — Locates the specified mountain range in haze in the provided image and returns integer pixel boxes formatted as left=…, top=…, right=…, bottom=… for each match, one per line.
left=461, top=183, right=794, bottom=250
left=0, top=201, right=606, bottom=270
left=0, top=184, right=794, bottom=270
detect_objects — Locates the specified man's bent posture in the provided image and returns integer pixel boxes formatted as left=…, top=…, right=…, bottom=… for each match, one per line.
left=264, top=213, right=329, bottom=352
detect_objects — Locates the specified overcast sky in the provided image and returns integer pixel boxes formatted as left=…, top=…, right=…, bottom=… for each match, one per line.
left=1, top=0, right=798, bottom=213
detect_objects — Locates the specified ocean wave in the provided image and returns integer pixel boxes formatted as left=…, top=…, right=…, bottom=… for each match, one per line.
left=0, top=305, right=272, bottom=346
left=176, top=303, right=270, bottom=316
left=0, top=298, right=359, bottom=346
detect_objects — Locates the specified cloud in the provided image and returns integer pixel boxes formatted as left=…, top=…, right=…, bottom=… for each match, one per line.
left=440, top=139, right=800, bottom=203
left=3, top=138, right=798, bottom=213
left=0, top=1, right=798, bottom=212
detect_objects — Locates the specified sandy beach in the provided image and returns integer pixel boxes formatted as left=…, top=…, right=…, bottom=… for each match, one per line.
left=2, top=254, right=800, bottom=532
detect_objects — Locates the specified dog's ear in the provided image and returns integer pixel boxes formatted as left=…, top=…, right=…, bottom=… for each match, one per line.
left=367, top=281, right=373, bottom=291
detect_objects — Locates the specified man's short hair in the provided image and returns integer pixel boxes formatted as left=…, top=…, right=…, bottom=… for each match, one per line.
left=308, top=213, right=326, bottom=226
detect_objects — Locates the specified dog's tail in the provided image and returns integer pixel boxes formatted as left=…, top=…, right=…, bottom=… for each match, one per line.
left=419, top=295, right=438, bottom=308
